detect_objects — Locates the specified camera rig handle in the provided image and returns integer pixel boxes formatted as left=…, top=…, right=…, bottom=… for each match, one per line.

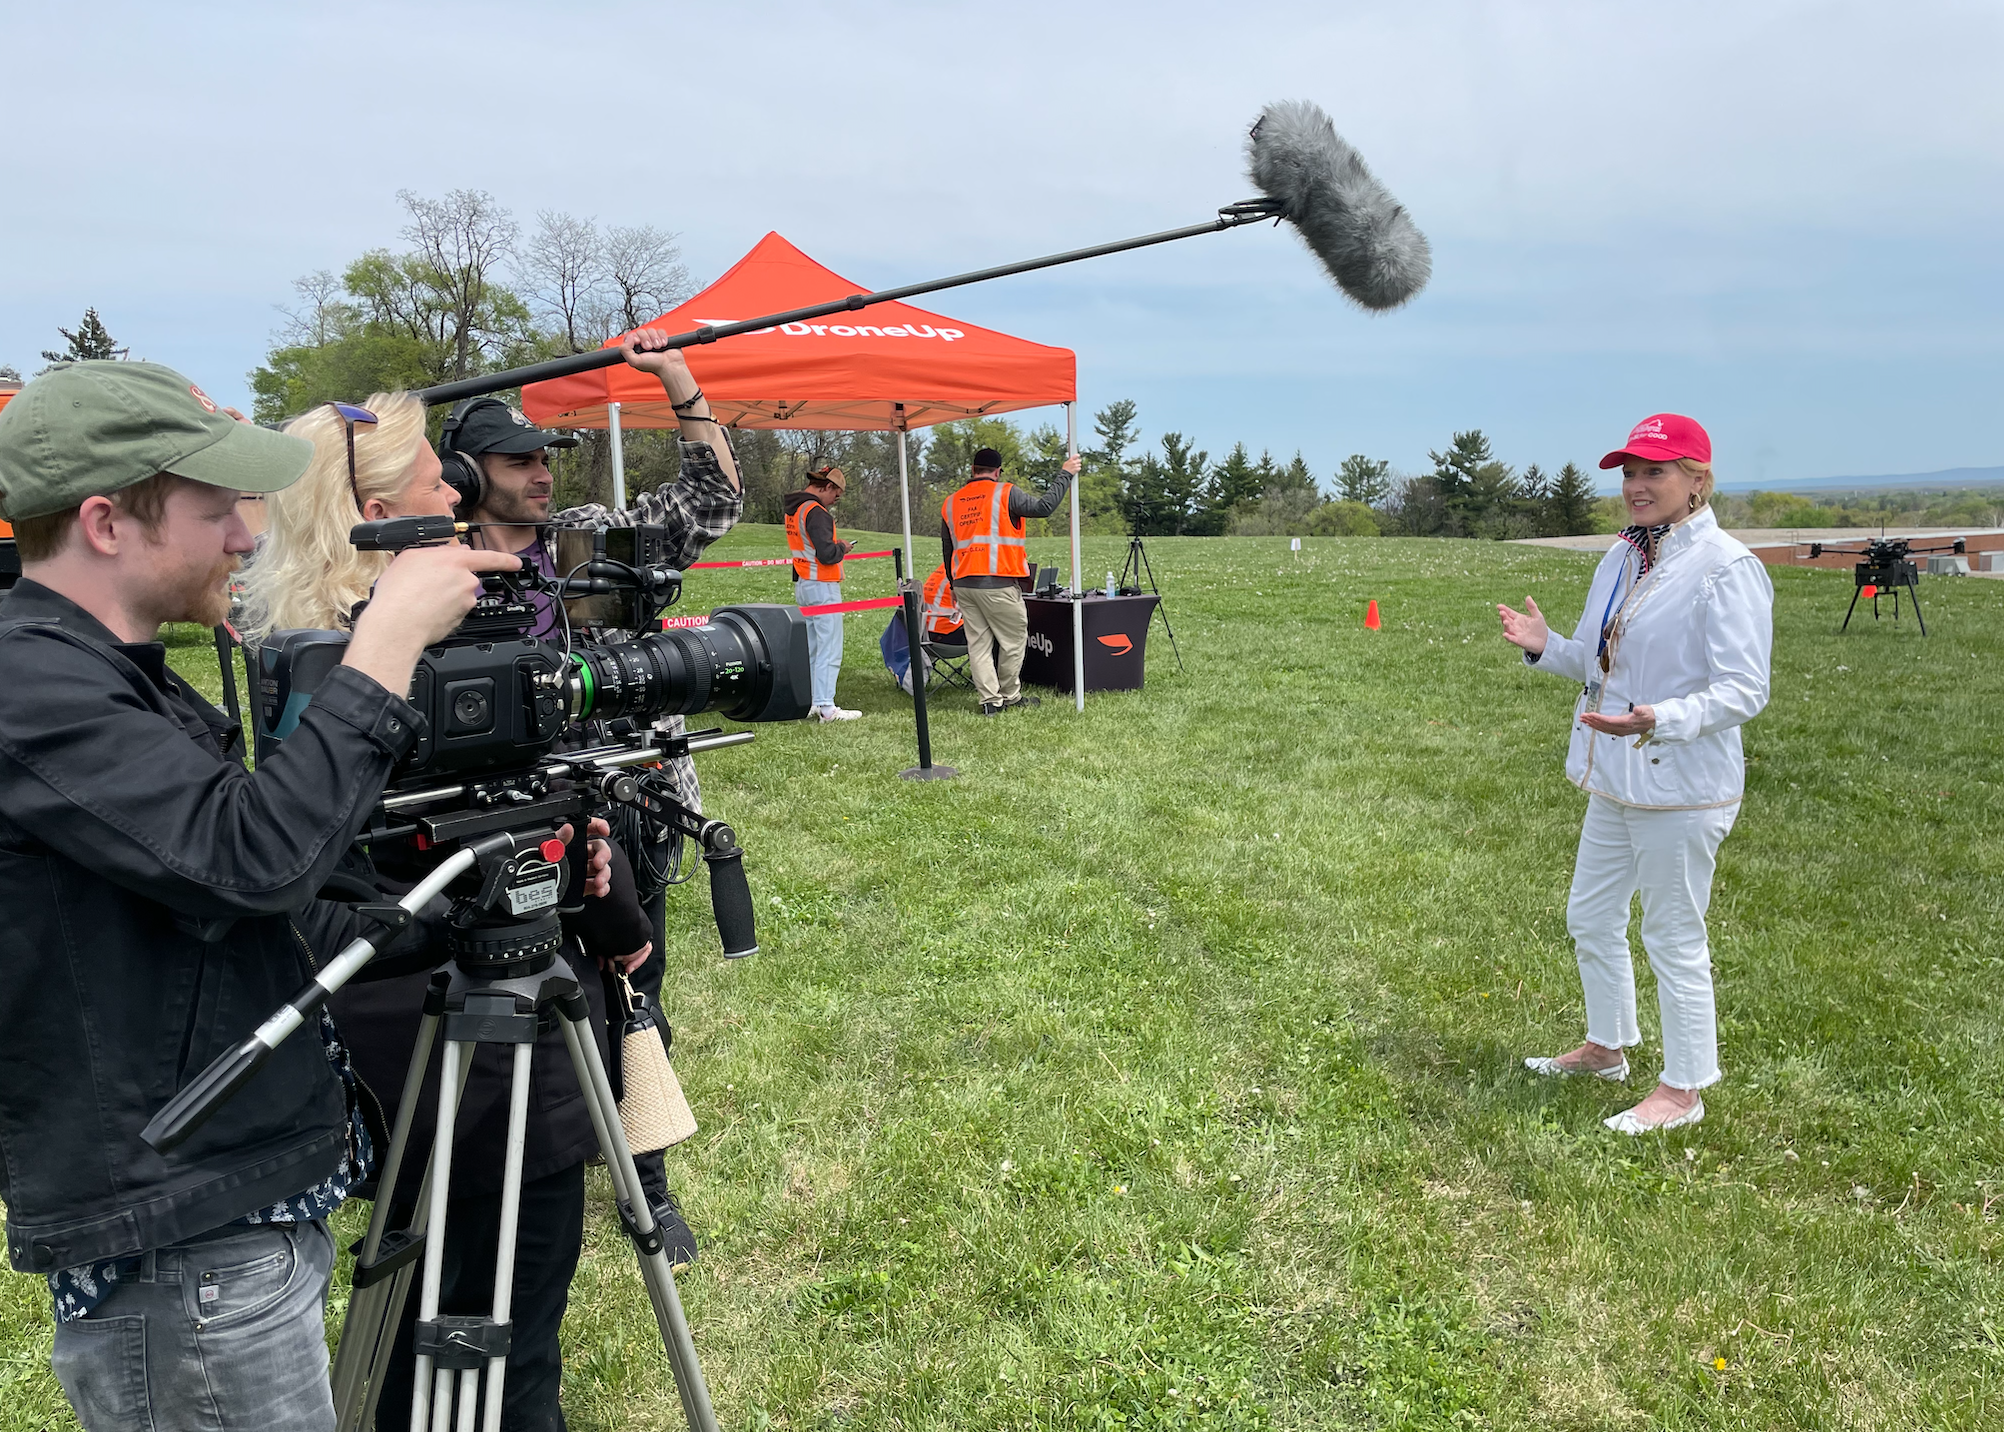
left=584, top=764, right=758, bottom=957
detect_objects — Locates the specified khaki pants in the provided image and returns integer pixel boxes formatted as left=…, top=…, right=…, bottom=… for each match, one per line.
left=955, top=584, right=1028, bottom=706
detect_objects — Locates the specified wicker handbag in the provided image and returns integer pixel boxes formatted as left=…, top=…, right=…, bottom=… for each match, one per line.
left=616, top=974, right=697, bottom=1154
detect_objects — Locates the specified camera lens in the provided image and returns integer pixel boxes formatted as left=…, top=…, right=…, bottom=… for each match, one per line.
left=568, top=604, right=810, bottom=725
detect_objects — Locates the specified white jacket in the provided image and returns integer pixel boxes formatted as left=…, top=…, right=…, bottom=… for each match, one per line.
left=1528, top=507, right=1773, bottom=809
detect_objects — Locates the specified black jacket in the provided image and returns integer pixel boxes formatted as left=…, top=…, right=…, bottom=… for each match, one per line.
left=0, top=579, right=421, bottom=1273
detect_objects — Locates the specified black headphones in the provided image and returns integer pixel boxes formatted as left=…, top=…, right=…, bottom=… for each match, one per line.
left=437, top=397, right=502, bottom=511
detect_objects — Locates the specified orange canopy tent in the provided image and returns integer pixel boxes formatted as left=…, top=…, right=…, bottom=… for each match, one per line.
left=522, top=232, right=1076, bottom=434
left=521, top=234, right=1084, bottom=629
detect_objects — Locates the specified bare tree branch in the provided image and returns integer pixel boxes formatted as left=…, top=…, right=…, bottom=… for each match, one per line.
left=398, top=188, right=519, bottom=379
left=603, top=224, right=694, bottom=331
left=518, top=211, right=604, bottom=355
left=274, top=270, right=347, bottom=347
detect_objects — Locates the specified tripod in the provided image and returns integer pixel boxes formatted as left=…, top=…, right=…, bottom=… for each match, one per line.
left=332, top=915, right=715, bottom=1432
left=1117, top=532, right=1184, bottom=671
left=143, top=733, right=758, bottom=1432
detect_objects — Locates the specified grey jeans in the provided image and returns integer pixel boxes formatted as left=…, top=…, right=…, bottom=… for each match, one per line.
left=53, top=1221, right=337, bottom=1432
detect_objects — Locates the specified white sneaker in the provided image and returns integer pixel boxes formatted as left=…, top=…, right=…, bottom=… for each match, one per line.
left=813, top=705, right=862, bottom=722
left=1604, top=1097, right=1705, bottom=1136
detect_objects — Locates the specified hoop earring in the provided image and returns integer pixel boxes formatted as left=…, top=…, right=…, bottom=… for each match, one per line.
left=1689, top=492, right=1700, bottom=511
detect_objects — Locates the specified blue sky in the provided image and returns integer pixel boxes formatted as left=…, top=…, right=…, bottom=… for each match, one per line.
left=5, top=1, right=1999, bottom=490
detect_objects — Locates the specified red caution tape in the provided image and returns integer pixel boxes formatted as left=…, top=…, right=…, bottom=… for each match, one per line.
left=798, top=595, right=907, bottom=616
left=688, top=549, right=896, bottom=570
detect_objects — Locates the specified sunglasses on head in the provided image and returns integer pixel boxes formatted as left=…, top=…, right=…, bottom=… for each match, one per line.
left=325, top=401, right=379, bottom=508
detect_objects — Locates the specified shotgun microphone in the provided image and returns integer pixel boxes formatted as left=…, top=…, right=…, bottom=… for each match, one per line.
left=416, top=100, right=1432, bottom=406
left=1246, top=100, right=1432, bottom=311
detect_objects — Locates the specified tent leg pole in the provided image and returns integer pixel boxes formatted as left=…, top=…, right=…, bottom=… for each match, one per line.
left=896, top=405, right=914, bottom=584
left=607, top=401, right=627, bottom=512
left=1067, top=402, right=1084, bottom=713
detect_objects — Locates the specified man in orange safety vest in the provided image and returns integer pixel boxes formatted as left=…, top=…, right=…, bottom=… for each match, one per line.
left=939, top=445, right=1079, bottom=715
left=784, top=465, right=860, bottom=721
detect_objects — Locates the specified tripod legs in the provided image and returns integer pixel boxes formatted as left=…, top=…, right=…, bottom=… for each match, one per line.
left=339, top=964, right=718, bottom=1432
left=558, top=1000, right=720, bottom=1432
left=1119, top=535, right=1185, bottom=672
left=333, top=979, right=455, bottom=1432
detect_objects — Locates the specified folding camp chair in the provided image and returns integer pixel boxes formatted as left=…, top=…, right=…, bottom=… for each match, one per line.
left=921, top=628, right=975, bottom=696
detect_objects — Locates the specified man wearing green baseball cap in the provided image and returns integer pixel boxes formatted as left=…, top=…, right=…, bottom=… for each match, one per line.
left=0, top=360, right=519, bottom=1429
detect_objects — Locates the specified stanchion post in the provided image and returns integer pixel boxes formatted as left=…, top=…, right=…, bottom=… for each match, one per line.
left=607, top=401, right=627, bottom=511
left=1066, top=402, right=1084, bottom=713
left=895, top=403, right=914, bottom=571
left=899, top=586, right=958, bottom=782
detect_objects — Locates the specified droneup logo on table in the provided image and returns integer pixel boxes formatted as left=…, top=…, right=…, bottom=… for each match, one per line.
left=689, top=316, right=965, bottom=343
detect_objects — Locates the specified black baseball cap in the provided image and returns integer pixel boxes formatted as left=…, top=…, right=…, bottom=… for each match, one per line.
left=972, top=447, right=1004, bottom=470
left=443, top=398, right=581, bottom=457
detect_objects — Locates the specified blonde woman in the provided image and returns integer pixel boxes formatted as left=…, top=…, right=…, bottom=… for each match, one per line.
left=242, top=392, right=457, bottom=638
left=243, top=390, right=670, bottom=1428
left=1498, top=414, right=1773, bottom=1134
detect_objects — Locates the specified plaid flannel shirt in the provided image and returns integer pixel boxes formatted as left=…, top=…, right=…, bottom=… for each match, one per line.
left=543, top=434, right=744, bottom=812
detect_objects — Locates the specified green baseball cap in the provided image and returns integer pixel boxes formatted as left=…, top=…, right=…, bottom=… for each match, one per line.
left=0, top=360, right=313, bottom=521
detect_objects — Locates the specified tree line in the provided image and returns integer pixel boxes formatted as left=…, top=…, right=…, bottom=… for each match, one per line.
left=28, top=189, right=1990, bottom=543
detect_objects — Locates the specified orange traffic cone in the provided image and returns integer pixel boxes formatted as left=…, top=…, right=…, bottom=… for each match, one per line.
left=1364, top=599, right=1382, bottom=631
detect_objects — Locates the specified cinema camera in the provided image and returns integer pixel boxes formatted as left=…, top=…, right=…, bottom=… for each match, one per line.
left=144, top=514, right=809, bottom=1432
left=1808, top=534, right=1967, bottom=635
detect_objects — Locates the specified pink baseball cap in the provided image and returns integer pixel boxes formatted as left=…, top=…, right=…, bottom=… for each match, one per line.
left=1599, top=413, right=1711, bottom=470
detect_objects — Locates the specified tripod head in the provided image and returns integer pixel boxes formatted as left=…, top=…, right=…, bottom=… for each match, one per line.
left=143, top=727, right=759, bottom=1153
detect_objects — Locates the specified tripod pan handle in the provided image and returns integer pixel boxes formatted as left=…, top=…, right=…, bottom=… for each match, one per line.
left=141, top=1038, right=272, bottom=1153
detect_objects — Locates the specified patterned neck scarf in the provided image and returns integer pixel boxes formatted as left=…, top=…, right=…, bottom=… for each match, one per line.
left=1616, top=521, right=1675, bottom=575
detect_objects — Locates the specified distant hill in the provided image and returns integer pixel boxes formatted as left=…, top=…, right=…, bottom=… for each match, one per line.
left=1716, top=466, right=2004, bottom=495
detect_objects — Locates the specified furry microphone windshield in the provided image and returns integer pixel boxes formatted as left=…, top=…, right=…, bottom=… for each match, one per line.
left=1247, top=100, right=1431, bottom=311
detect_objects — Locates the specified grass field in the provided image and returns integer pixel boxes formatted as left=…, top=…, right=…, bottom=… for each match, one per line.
left=4, top=528, right=2001, bottom=1430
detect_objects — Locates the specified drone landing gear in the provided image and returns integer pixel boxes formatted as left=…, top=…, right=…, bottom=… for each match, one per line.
left=1840, top=568, right=1926, bottom=636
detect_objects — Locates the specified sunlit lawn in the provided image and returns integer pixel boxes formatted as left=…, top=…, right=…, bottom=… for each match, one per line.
left=3, top=528, right=2000, bottom=1430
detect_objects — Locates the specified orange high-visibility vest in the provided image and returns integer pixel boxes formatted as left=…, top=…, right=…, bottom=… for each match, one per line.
left=785, top=499, right=842, bottom=582
left=944, top=479, right=1027, bottom=580
left=920, top=564, right=962, bottom=637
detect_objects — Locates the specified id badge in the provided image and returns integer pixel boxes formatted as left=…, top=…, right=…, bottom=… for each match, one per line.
left=1582, top=678, right=1605, bottom=714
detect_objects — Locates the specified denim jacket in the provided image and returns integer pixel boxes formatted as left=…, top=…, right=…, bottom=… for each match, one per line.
left=0, top=579, right=420, bottom=1272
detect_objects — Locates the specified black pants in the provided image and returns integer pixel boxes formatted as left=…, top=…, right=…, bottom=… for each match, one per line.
left=374, top=1162, right=585, bottom=1432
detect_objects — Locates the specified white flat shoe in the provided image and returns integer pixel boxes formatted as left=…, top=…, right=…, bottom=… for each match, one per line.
left=812, top=705, right=862, bottom=722
left=1524, top=1054, right=1629, bottom=1082
left=1604, top=1097, right=1704, bottom=1136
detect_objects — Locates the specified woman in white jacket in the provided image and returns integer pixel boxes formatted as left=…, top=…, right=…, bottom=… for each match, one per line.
left=1498, top=413, right=1773, bottom=1134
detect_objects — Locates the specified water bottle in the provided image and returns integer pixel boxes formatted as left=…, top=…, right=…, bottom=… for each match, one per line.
left=1105, top=570, right=1116, bottom=599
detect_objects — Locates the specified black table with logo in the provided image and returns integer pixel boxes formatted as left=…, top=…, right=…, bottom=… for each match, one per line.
left=1019, top=593, right=1159, bottom=694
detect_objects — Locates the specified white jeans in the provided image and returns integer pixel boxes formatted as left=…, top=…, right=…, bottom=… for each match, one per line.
left=1565, top=794, right=1740, bottom=1090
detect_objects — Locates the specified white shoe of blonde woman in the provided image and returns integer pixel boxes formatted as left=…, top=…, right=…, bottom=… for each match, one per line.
left=1523, top=1051, right=1629, bottom=1082
left=1604, top=1096, right=1705, bottom=1136
left=813, top=705, right=862, bottom=722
